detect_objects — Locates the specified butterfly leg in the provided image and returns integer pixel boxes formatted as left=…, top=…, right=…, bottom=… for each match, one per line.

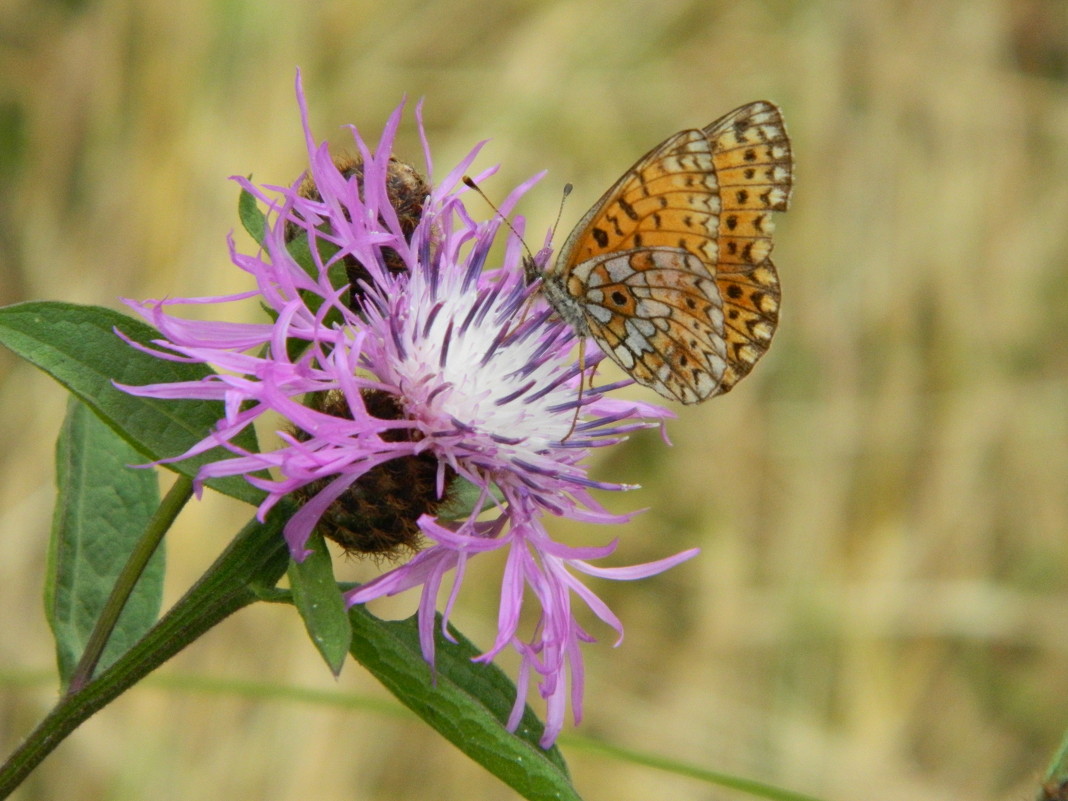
left=562, top=336, right=589, bottom=441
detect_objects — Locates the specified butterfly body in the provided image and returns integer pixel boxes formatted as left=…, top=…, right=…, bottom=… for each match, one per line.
left=534, top=101, right=793, bottom=404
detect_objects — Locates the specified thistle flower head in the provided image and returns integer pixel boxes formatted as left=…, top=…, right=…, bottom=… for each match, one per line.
left=119, top=71, right=697, bottom=746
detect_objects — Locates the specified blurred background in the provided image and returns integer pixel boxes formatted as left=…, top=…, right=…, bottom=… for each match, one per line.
left=2, top=0, right=1068, bottom=799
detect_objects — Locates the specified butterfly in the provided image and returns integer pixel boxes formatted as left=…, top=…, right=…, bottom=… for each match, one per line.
left=528, top=101, right=793, bottom=404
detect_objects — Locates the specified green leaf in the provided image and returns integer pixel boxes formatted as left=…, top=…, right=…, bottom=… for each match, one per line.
left=287, top=532, right=352, bottom=675
left=287, top=232, right=347, bottom=334
left=45, top=398, right=165, bottom=685
left=238, top=185, right=266, bottom=245
left=348, top=607, right=579, bottom=801
left=0, top=301, right=263, bottom=505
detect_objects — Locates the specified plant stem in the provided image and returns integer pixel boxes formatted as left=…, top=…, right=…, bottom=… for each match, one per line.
left=0, top=503, right=293, bottom=800
left=66, top=476, right=194, bottom=694
left=1038, top=728, right=1068, bottom=800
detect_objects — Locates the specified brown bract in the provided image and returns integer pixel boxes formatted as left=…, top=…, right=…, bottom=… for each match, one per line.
left=285, top=154, right=430, bottom=309
left=292, top=389, right=454, bottom=560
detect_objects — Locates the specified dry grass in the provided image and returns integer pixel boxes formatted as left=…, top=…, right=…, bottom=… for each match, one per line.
left=2, top=0, right=1068, bottom=799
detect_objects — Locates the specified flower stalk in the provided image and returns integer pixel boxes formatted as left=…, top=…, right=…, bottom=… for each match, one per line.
left=66, top=475, right=195, bottom=694
left=0, top=504, right=292, bottom=799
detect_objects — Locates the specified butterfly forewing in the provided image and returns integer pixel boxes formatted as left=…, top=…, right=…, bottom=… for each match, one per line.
left=540, top=100, right=793, bottom=404
left=553, top=130, right=721, bottom=271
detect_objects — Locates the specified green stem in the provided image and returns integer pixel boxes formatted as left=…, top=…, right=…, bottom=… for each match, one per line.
left=66, top=476, right=195, bottom=694
left=1037, top=729, right=1068, bottom=800
left=563, top=737, right=828, bottom=801
left=0, top=503, right=293, bottom=800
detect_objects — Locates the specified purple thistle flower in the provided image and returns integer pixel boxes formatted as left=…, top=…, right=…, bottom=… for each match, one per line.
left=118, top=71, right=698, bottom=746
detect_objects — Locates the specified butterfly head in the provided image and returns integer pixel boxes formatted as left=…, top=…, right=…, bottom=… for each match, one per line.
left=523, top=245, right=555, bottom=286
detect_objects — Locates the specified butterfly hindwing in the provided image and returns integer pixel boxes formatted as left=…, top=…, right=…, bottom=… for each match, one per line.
left=569, top=249, right=729, bottom=403
left=715, top=259, right=780, bottom=390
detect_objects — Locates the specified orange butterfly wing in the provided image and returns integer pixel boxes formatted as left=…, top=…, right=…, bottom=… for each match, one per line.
left=544, top=101, right=793, bottom=402
left=703, top=101, right=792, bottom=391
left=552, top=128, right=722, bottom=271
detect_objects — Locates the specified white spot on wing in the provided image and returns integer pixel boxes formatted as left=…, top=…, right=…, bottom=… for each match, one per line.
left=587, top=304, right=613, bottom=324
left=612, top=344, right=636, bottom=369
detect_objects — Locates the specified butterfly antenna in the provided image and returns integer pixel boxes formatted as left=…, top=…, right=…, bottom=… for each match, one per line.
left=462, top=175, right=546, bottom=334
left=464, top=177, right=586, bottom=441
left=462, top=176, right=538, bottom=265
left=552, top=183, right=573, bottom=240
